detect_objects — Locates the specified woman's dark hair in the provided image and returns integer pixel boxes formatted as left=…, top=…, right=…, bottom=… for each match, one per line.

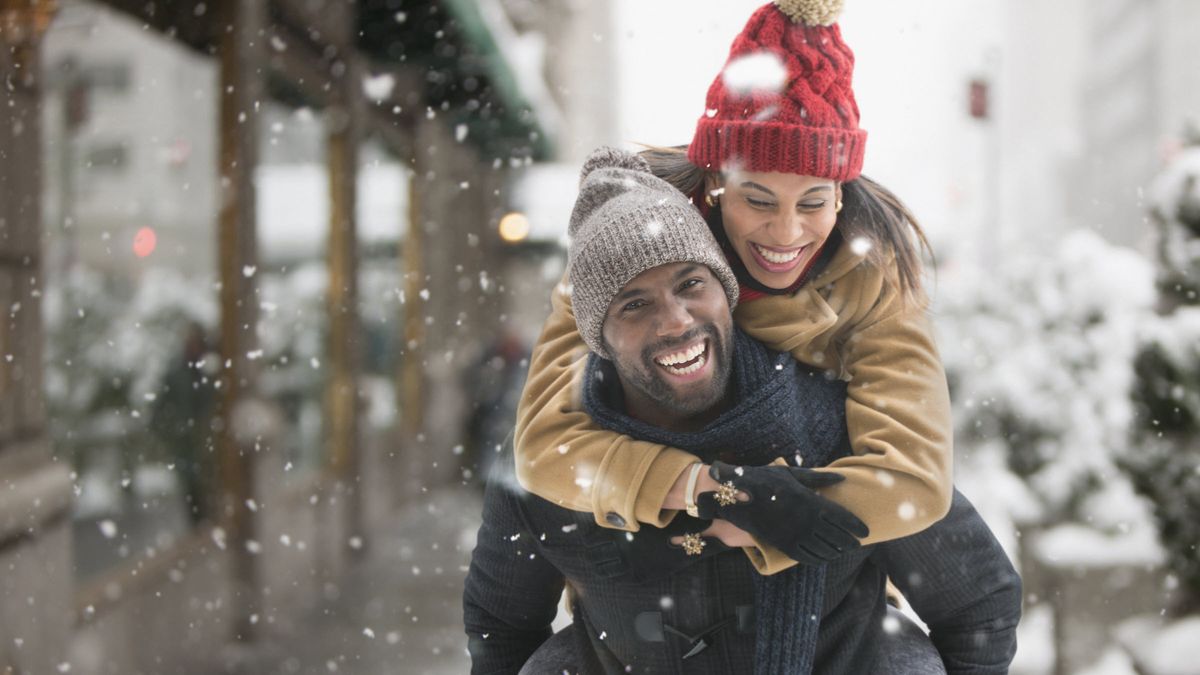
left=639, top=145, right=933, bottom=307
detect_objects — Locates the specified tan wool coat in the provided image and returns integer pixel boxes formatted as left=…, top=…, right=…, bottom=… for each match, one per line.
left=513, top=242, right=954, bottom=574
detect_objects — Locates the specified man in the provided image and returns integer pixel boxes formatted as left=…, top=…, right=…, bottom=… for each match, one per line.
left=463, top=148, right=1021, bottom=674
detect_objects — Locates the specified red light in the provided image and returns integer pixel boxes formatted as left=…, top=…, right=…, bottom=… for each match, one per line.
left=969, top=79, right=990, bottom=120
left=133, top=227, right=157, bottom=258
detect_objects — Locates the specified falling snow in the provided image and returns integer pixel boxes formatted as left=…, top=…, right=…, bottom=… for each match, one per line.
left=721, top=52, right=787, bottom=97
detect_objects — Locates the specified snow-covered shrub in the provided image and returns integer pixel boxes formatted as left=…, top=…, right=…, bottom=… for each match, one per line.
left=44, top=261, right=339, bottom=472
left=936, top=230, right=1157, bottom=528
left=44, top=266, right=217, bottom=466
left=1146, top=144, right=1200, bottom=309
left=1124, top=144, right=1200, bottom=613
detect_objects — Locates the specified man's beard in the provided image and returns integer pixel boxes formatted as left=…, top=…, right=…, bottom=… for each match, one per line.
left=612, top=323, right=733, bottom=421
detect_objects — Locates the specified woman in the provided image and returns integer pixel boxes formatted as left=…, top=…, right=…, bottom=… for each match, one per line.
left=513, top=0, right=953, bottom=578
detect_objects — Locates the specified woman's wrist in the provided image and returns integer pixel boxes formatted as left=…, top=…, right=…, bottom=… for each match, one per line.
left=683, top=463, right=705, bottom=517
left=694, top=470, right=721, bottom=496
left=664, top=463, right=712, bottom=510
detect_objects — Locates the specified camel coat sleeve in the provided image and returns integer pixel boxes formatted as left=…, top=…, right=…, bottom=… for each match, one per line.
left=733, top=261, right=954, bottom=552
left=733, top=288, right=956, bottom=575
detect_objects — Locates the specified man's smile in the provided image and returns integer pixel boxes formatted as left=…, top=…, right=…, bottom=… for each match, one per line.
left=653, top=338, right=710, bottom=377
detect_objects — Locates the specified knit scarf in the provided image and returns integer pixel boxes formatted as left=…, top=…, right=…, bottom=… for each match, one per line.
left=582, top=329, right=851, bottom=675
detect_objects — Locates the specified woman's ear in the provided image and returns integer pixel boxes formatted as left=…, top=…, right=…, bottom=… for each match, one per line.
left=702, top=173, right=725, bottom=208
left=703, top=173, right=722, bottom=197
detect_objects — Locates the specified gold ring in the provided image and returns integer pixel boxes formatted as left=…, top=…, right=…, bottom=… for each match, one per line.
left=681, top=532, right=706, bottom=556
left=714, top=481, right=739, bottom=507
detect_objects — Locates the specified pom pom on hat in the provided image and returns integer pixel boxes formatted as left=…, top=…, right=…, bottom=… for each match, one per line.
left=773, top=0, right=844, bottom=26
left=578, top=145, right=651, bottom=185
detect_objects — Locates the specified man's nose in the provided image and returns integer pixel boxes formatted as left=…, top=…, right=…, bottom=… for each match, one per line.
left=656, top=298, right=695, bottom=336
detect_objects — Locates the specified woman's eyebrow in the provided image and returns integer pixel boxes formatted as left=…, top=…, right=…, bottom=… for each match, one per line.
left=739, top=182, right=832, bottom=196
left=740, top=181, right=775, bottom=196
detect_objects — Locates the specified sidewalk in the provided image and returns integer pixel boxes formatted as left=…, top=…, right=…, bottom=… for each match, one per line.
left=214, top=489, right=483, bottom=675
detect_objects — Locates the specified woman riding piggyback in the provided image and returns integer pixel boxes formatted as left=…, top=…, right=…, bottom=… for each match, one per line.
left=513, top=0, right=952, bottom=575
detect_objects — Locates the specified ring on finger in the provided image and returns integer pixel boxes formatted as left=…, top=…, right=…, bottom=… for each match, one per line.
left=714, top=481, right=739, bottom=507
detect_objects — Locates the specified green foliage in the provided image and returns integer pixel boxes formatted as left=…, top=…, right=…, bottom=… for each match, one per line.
left=1120, top=436, right=1200, bottom=613
left=1124, top=146, right=1200, bottom=612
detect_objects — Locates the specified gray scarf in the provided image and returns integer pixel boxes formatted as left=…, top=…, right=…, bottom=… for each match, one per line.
left=583, top=328, right=851, bottom=674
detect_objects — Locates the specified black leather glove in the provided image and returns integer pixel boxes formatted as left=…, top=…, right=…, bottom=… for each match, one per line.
left=696, top=461, right=869, bottom=565
left=610, top=513, right=731, bottom=582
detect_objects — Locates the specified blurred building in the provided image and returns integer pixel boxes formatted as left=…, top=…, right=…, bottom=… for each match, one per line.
left=992, top=0, right=1200, bottom=253
left=2, top=0, right=606, bottom=671
left=834, top=0, right=1200, bottom=264
left=492, top=0, right=618, bottom=345
left=41, top=3, right=220, bottom=279
left=1077, top=0, right=1200, bottom=247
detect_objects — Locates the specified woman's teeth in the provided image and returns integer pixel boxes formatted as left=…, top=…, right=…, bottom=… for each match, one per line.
left=656, top=342, right=707, bottom=374
left=753, top=243, right=801, bottom=264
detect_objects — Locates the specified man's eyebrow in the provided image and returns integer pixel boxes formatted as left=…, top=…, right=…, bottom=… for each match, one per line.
left=673, top=264, right=701, bottom=282
left=613, top=265, right=701, bottom=303
left=614, top=285, right=647, bottom=302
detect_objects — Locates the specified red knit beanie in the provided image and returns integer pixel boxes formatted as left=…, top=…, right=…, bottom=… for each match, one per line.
left=688, top=0, right=866, bottom=181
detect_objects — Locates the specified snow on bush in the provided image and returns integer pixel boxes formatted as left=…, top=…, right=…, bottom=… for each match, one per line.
left=44, top=266, right=218, bottom=463
left=1117, top=615, right=1200, bottom=675
left=1146, top=144, right=1200, bottom=307
left=44, top=261, right=343, bottom=472
left=936, top=230, right=1157, bottom=533
left=1124, top=143, right=1200, bottom=613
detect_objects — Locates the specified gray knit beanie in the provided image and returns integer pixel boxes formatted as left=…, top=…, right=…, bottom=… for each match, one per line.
left=567, top=147, right=739, bottom=358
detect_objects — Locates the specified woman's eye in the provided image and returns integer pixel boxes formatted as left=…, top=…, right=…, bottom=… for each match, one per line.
left=800, top=200, right=827, bottom=210
left=746, top=197, right=774, bottom=209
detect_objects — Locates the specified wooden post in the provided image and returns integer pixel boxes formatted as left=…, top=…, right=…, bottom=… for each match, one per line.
left=0, top=0, right=56, bottom=451
left=0, top=5, right=76, bottom=675
left=215, top=0, right=265, bottom=642
left=325, top=52, right=364, bottom=551
left=400, top=167, right=425, bottom=441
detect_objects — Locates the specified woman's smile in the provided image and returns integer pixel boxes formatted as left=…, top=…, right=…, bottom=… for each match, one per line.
left=748, top=242, right=808, bottom=273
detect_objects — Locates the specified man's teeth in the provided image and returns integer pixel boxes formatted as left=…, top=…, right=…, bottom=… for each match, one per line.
left=656, top=343, right=706, bottom=368
left=662, top=352, right=707, bottom=375
left=754, top=243, right=801, bottom=264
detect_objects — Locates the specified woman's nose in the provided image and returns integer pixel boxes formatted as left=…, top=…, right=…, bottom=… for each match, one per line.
left=773, top=210, right=805, bottom=241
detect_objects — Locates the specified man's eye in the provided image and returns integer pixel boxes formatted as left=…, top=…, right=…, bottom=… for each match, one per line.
left=680, top=278, right=703, bottom=291
left=623, top=300, right=646, bottom=312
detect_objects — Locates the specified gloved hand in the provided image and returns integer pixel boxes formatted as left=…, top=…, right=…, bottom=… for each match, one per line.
left=695, top=461, right=869, bottom=566
left=610, top=512, right=731, bottom=582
